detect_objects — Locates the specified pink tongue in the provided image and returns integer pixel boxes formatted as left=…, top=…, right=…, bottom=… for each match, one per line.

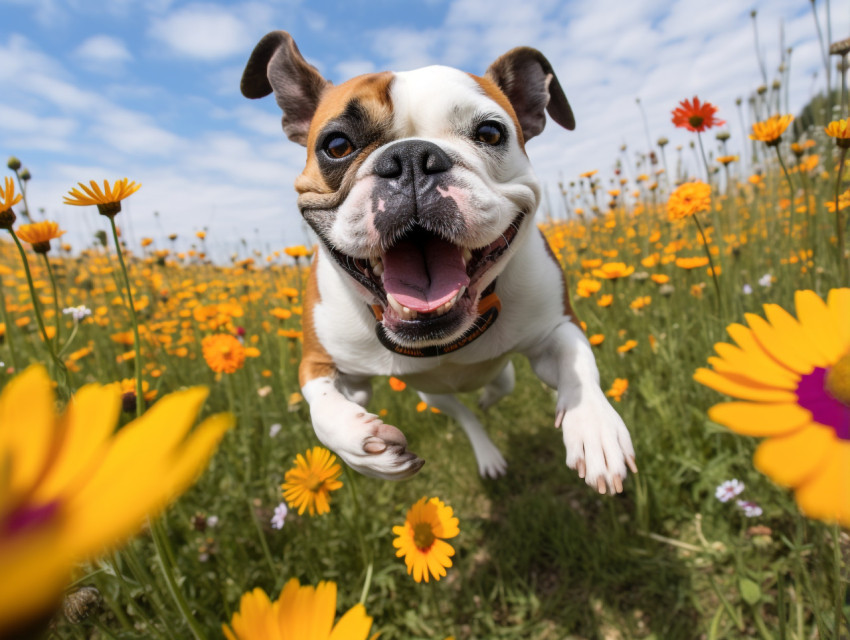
left=382, top=236, right=469, bottom=313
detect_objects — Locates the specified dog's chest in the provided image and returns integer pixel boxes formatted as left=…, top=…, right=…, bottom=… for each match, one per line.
left=396, top=354, right=511, bottom=394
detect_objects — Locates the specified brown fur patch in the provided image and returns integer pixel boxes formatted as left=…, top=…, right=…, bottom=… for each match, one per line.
left=539, top=228, right=580, bottom=325
left=298, top=252, right=338, bottom=387
left=468, top=73, right=526, bottom=152
left=295, top=72, right=394, bottom=197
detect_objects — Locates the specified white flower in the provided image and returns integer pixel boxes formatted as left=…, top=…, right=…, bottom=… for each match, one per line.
left=736, top=500, right=763, bottom=517
left=206, top=515, right=219, bottom=528
left=62, top=305, right=92, bottom=322
left=715, top=479, right=745, bottom=502
left=268, top=423, right=282, bottom=438
left=742, top=284, right=753, bottom=295
left=271, top=502, right=288, bottom=529
left=758, top=274, right=773, bottom=288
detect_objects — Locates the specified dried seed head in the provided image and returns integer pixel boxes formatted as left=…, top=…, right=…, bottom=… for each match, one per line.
left=829, top=37, right=850, bottom=56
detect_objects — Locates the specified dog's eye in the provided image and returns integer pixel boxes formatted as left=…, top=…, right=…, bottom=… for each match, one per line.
left=475, top=122, right=503, bottom=145
left=324, top=135, right=355, bottom=159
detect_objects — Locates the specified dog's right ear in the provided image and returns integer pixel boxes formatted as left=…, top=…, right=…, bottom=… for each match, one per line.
left=241, top=31, right=330, bottom=146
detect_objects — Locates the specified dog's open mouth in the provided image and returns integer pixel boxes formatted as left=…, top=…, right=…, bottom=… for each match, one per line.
left=327, top=212, right=524, bottom=343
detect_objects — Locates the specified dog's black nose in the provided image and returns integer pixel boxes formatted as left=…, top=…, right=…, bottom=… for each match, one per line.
left=374, top=140, right=453, bottom=180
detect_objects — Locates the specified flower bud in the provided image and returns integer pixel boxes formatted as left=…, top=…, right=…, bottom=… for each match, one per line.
left=6, top=156, right=21, bottom=171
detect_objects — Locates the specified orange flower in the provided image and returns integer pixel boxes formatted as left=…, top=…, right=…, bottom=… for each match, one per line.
left=749, top=115, right=794, bottom=146
left=388, top=376, right=407, bottom=391
left=825, top=118, right=850, bottom=149
left=16, top=221, right=66, bottom=254
left=597, top=294, right=614, bottom=307
left=592, top=262, right=634, bottom=280
left=617, top=340, right=638, bottom=354
left=576, top=278, right=602, bottom=297
left=667, top=181, right=711, bottom=221
left=202, top=334, right=246, bottom=374
left=671, top=97, right=725, bottom=133
left=589, top=334, right=605, bottom=346
left=676, top=256, right=710, bottom=270
left=605, top=378, right=629, bottom=402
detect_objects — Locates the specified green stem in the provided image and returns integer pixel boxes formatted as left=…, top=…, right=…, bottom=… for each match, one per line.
left=833, top=524, right=847, bottom=639
left=691, top=214, right=722, bottom=316
left=41, top=253, right=61, bottom=346
left=108, top=216, right=145, bottom=417
left=834, top=146, right=848, bottom=286
left=0, top=276, right=19, bottom=371
left=150, top=517, right=209, bottom=640
left=773, top=146, right=796, bottom=202
left=7, top=229, right=68, bottom=391
left=248, top=497, right=278, bottom=579
left=343, top=465, right=373, bottom=604
left=697, top=131, right=713, bottom=185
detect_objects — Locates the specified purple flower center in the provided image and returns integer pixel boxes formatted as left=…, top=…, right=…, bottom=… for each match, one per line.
left=796, top=367, right=850, bottom=440
left=1, top=500, right=61, bottom=541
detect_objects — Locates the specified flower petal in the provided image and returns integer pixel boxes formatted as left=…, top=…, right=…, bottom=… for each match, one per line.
left=763, top=303, right=829, bottom=368
left=793, top=440, right=850, bottom=527
left=827, top=288, right=850, bottom=356
left=753, top=424, right=834, bottom=488
left=708, top=402, right=812, bottom=437
left=0, top=366, right=56, bottom=497
left=744, top=313, right=815, bottom=374
left=693, top=368, right=797, bottom=402
left=795, top=290, right=844, bottom=363
left=329, top=603, right=373, bottom=640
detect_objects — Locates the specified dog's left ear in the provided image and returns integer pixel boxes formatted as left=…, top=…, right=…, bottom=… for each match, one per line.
left=485, top=47, right=575, bottom=141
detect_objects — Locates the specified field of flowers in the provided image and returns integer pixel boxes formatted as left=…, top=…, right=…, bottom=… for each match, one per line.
left=2, top=17, right=850, bottom=640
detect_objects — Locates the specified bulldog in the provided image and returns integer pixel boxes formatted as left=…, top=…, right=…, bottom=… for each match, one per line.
left=241, top=31, right=637, bottom=493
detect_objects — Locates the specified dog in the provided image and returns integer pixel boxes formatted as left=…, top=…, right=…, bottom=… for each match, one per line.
left=241, top=31, right=637, bottom=493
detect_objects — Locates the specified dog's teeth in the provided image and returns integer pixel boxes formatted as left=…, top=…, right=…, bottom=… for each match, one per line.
left=462, top=248, right=472, bottom=264
left=402, top=306, right=418, bottom=320
left=454, top=286, right=466, bottom=303
left=372, top=261, right=384, bottom=277
left=387, top=293, right=404, bottom=316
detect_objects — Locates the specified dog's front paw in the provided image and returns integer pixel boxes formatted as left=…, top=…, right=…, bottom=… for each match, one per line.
left=315, top=407, right=424, bottom=481
left=555, top=389, right=637, bottom=494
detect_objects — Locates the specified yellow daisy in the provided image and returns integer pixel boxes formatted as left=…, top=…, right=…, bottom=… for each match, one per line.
left=591, top=262, right=635, bottom=280
left=15, top=221, right=66, bottom=254
left=392, top=496, right=460, bottom=583
left=63, top=178, right=141, bottom=218
left=223, top=578, right=373, bottom=640
left=0, top=176, right=22, bottom=228
left=694, top=289, right=850, bottom=526
left=749, top=114, right=794, bottom=147
left=0, top=366, right=234, bottom=632
left=824, top=118, right=850, bottom=149
left=281, top=447, right=343, bottom=516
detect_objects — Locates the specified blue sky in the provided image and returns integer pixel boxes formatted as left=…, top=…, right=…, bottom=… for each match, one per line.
left=2, top=0, right=847, bottom=260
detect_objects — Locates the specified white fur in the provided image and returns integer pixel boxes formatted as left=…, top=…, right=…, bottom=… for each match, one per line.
left=301, top=66, right=636, bottom=492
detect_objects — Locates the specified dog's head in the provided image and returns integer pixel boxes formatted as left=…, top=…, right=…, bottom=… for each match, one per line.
left=242, top=32, right=574, bottom=349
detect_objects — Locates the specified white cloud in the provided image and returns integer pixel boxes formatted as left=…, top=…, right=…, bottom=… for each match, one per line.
left=148, top=3, right=255, bottom=60
left=74, top=35, right=133, bottom=70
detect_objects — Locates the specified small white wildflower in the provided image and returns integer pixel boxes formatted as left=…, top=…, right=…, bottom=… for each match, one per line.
left=271, top=502, right=288, bottom=529
left=758, top=274, right=772, bottom=288
left=268, top=423, right=282, bottom=438
left=206, top=515, right=219, bottom=528
left=198, top=553, right=210, bottom=563
left=62, top=305, right=92, bottom=322
left=736, top=500, right=763, bottom=517
left=715, top=479, right=745, bottom=503
left=257, top=385, right=272, bottom=398
left=742, top=284, right=753, bottom=295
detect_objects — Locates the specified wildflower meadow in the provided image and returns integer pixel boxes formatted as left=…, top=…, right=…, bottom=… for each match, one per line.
left=1, top=7, right=849, bottom=640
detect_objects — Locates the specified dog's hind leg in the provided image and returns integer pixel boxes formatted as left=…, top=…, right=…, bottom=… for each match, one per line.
left=417, top=392, right=507, bottom=479
left=478, top=359, right=515, bottom=411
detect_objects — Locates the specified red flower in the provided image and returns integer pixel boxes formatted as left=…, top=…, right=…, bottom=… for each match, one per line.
left=672, top=97, right=725, bottom=133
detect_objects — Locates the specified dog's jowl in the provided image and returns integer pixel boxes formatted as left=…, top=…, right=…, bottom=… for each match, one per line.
left=241, top=31, right=637, bottom=493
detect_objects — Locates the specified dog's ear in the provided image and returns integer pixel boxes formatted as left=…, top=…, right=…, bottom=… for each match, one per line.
left=485, top=47, right=575, bottom=141
left=241, top=31, right=331, bottom=146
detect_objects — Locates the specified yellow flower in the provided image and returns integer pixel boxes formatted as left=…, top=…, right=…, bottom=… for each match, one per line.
left=617, top=339, right=638, bottom=354
left=605, top=378, right=629, bottom=402
left=676, top=256, right=710, bottom=270
left=15, top=221, right=66, bottom=254
left=284, top=245, right=313, bottom=259
left=392, top=496, right=460, bottom=583
left=281, top=447, right=343, bottom=516
left=63, top=178, right=141, bottom=218
left=0, top=366, right=233, bottom=631
left=592, top=262, right=635, bottom=280
left=749, top=114, right=794, bottom=146
left=630, top=296, right=651, bottom=311
left=202, top=334, right=246, bottom=374
left=694, top=289, right=850, bottom=526
left=0, top=176, right=22, bottom=228
left=589, top=334, right=605, bottom=346
left=576, top=278, right=601, bottom=297
left=667, top=181, right=711, bottom=221
left=597, top=294, right=614, bottom=307
left=223, top=579, right=373, bottom=640
left=824, top=118, right=850, bottom=149
left=717, top=155, right=739, bottom=166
